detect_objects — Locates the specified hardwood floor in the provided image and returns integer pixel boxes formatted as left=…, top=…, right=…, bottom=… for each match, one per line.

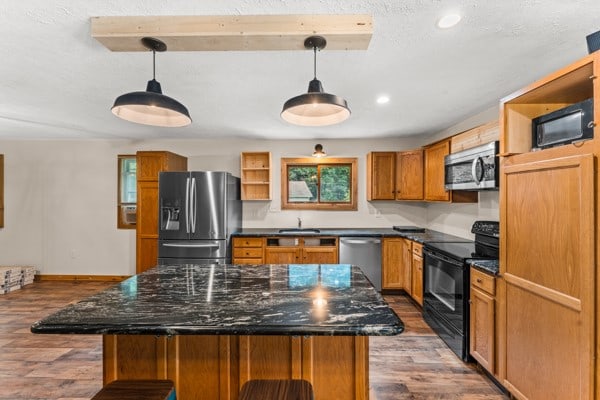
left=0, top=281, right=507, bottom=400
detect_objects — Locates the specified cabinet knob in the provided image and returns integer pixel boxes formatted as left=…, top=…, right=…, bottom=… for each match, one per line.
left=476, top=278, right=483, bottom=283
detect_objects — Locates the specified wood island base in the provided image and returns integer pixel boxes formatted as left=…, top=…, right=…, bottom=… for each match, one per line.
left=103, top=334, right=369, bottom=400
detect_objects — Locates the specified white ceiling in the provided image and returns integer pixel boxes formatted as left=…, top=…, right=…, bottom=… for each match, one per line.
left=1, top=1, right=598, bottom=141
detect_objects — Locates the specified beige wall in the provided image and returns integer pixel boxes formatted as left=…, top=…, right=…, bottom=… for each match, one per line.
left=0, top=110, right=500, bottom=275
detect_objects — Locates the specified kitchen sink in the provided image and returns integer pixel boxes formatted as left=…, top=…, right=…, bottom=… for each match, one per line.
left=278, top=228, right=321, bottom=233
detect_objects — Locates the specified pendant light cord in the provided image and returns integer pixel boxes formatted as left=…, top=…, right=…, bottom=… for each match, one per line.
left=313, top=45, right=317, bottom=80
left=152, top=49, right=156, bottom=80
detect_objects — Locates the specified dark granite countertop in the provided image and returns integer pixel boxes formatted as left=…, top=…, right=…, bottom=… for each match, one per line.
left=31, top=264, right=404, bottom=337
left=470, top=259, right=499, bottom=275
left=233, top=228, right=471, bottom=244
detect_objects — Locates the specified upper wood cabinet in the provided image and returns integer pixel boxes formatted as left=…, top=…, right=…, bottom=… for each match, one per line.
left=396, top=149, right=424, bottom=200
left=241, top=152, right=271, bottom=201
left=450, top=120, right=499, bottom=153
left=366, top=152, right=396, bottom=200
left=424, top=139, right=451, bottom=201
left=424, top=139, right=477, bottom=203
left=367, top=150, right=425, bottom=201
left=136, top=151, right=187, bottom=274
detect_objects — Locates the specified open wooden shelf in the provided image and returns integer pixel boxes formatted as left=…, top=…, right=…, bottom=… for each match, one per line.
left=241, top=152, right=271, bottom=201
left=500, top=54, right=597, bottom=156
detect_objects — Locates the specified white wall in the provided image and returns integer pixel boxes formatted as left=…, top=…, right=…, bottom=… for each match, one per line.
left=0, top=114, right=500, bottom=275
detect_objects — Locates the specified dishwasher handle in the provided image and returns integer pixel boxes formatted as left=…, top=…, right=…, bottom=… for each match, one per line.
left=340, top=238, right=381, bottom=245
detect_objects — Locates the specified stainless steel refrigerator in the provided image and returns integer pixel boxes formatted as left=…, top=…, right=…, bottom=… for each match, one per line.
left=157, top=171, right=242, bottom=265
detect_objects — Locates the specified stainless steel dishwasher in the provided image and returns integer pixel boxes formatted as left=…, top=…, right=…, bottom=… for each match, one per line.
left=339, top=237, right=382, bottom=291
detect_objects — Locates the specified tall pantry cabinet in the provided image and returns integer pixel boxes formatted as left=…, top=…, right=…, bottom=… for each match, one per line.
left=498, top=52, right=599, bottom=400
left=136, top=151, right=187, bottom=274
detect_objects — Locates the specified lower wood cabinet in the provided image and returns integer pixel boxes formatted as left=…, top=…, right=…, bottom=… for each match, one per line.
left=103, top=334, right=368, bottom=400
left=264, top=237, right=338, bottom=264
left=410, top=243, right=423, bottom=306
left=382, top=238, right=423, bottom=305
left=232, top=237, right=265, bottom=264
left=382, top=238, right=412, bottom=292
left=469, top=267, right=496, bottom=374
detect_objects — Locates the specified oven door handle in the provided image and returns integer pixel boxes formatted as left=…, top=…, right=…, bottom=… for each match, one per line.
left=423, top=248, right=464, bottom=267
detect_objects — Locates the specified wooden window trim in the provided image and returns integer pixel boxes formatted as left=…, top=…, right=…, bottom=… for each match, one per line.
left=117, top=154, right=137, bottom=229
left=281, top=157, right=358, bottom=211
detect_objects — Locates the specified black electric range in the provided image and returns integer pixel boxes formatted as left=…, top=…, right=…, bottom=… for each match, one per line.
left=422, top=221, right=499, bottom=361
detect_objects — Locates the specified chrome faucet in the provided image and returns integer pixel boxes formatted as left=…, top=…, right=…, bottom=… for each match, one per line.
left=297, top=217, right=302, bottom=229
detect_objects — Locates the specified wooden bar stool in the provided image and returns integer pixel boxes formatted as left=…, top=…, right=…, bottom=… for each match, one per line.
left=91, top=380, right=176, bottom=400
left=239, top=379, right=314, bottom=400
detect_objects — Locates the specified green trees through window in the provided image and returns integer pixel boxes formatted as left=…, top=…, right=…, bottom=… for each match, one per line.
left=281, top=157, right=357, bottom=211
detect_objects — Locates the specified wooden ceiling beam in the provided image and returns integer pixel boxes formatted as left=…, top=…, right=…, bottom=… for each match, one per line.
left=90, top=15, right=373, bottom=52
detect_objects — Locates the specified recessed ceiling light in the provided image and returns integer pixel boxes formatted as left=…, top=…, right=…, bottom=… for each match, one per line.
left=437, top=13, right=462, bottom=29
left=376, top=95, right=390, bottom=104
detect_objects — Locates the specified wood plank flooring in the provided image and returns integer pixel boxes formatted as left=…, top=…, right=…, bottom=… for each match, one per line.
left=0, top=281, right=508, bottom=400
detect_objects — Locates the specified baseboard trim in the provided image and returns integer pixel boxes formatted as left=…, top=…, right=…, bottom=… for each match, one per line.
left=36, top=274, right=130, bottom=282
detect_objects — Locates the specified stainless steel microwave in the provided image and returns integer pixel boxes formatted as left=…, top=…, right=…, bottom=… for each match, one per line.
left=532, top=98, right=594, bottom=150
left=444, top=141, right=499, bottom=191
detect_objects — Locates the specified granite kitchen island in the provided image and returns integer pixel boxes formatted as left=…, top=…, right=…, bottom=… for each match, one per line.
left=32, top=264, right=403, bottom=400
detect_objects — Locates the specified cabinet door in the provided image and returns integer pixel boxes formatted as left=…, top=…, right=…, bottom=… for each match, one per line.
left=302, top=247, right=338, bottom=264
left=411, top=254, right=423, bottom=306
left=424, top=139, right=450, bottom=201
left=396, top=149, right=424, bottom=200
left=500, top=154, right=595, bottom=400
left=382, top=238, right=411, bottom=291
left=470, top=286, right=495, bottom=373
left=265, top=247, right=300, bottom=264
left=367, top=152, right=396, bottom=200
left=137, top=181, right=159, bottom=273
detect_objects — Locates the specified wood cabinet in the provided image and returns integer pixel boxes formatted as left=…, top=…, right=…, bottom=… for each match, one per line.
left=0, top=154, right=3, bottom=228
left=264, top=237, right=338, bottom=264
left=367, top=150, right=425, bottom=201
left=136, top=151, right=187, bottom=274
left=470, top=267, right=496, bottom=374
left=232, top=237, right=265, bottom=265
left=396, top=149, right=424, bottom=200
left=450, top=120, right=499, bottom=153
left=424, top=139, right=478, bottom=203
left=104, top=334, right=368, bottom=400
left=498, top=53, right=600, bottom=400
left=410, top=242, right=423, bottom=306
left=382, top=238, right=412, bottom=293
left=366, top=152, right=396, bottom=200
left=241, top=152, right=271, bottom=200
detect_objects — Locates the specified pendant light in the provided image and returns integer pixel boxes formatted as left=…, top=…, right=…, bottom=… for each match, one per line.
left=281, top=36, right=350, bottom=126
left=111, top=37, right=191, bottom=128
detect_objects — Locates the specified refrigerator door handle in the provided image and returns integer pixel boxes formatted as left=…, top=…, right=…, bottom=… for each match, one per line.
left=162, top=243, right=220, bottom=249
left=191, top=177, right=197, bottom=234
left=185, top=177, right=190, bottom=234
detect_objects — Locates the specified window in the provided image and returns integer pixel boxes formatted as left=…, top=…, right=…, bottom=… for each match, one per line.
left=281, top=157, right=357, bottom=210
left=117, top=155, right=137, bottom=229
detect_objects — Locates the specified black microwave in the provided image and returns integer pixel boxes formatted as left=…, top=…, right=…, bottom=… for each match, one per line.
left=532, top=98, right=594, bottom=150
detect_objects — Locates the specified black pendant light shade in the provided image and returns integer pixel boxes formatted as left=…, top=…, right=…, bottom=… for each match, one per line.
left=111, top=37, right=191, bottom=128
left=281, top=36, right=350, bottom=126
